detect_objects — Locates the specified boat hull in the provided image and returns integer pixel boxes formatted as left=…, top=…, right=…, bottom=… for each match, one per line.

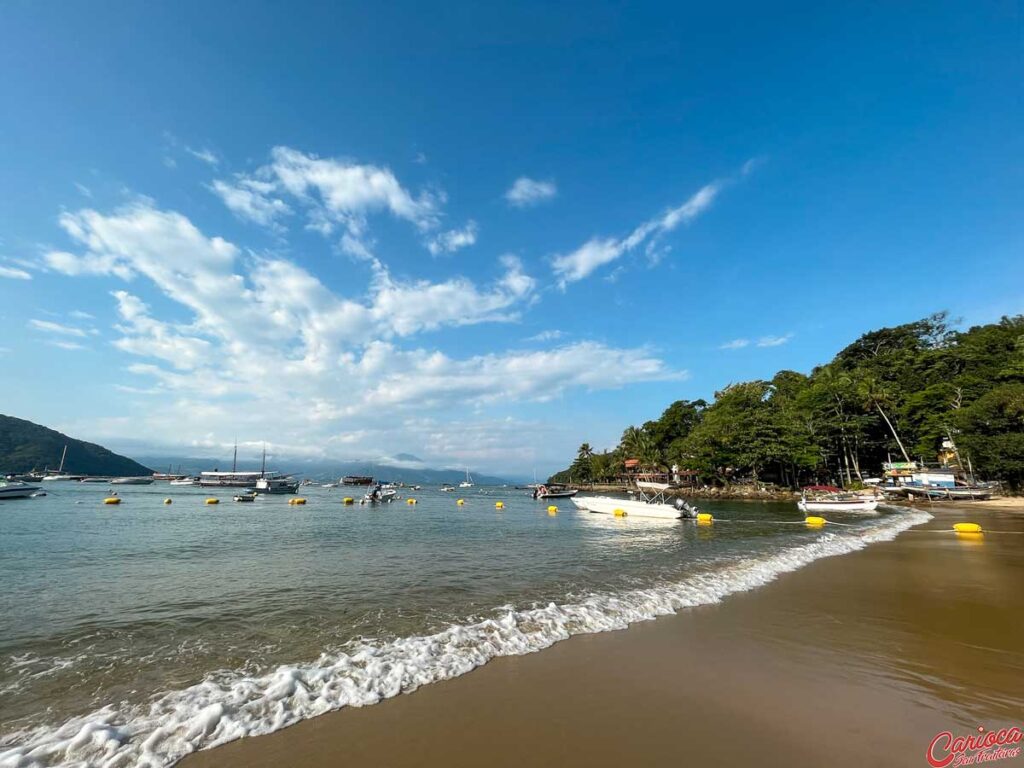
left=571, top=495, right=681, bottom=520
left=798, top=498, right=879, bottom=513
left=536, top=489, right=578, bottom=498
left=0, top=483, right=40, bottom=499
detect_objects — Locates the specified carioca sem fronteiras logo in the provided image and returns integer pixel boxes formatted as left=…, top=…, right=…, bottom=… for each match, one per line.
left=927, top=725, right=1023, bottom=767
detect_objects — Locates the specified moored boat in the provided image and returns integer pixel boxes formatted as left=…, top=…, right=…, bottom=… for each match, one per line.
left=110, top=477, right=155, bottom=485
left=532, top=483, right=578, bottom=499
left=0, top=480, right=41, bottom=499
left=341, top=475, right=374, bottom=486
left=798, top=487, right=879, bottom=513
left=572, top=482, right=694, bottom=520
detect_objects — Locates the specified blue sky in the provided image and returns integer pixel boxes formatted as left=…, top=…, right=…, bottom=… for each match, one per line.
left=0, top=1, right=1020, bottom=475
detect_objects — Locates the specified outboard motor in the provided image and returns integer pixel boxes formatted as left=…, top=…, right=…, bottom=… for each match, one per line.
left=674, top=498, right=699, bottom=519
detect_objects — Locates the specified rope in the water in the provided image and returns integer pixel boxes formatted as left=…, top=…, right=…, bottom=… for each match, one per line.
left=702, top=518, right=856, bottom=527
left=904, top=528, right=1024, bottom=535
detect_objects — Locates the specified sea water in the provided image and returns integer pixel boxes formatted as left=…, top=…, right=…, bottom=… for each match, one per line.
left=0, top=483, right=929, bottom=766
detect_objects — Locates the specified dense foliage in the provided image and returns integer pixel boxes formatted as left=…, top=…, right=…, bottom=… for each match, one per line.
left=550, top=314, right=1024, bottom=490
left=0, top=414, right=154, bottom=476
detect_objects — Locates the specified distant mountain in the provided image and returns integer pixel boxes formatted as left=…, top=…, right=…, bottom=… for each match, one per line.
left=0, top=415, right=154, bottom=476
left=134, top=455, right=513, bottom=485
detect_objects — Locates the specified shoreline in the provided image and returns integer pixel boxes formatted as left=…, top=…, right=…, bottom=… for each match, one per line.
left=183, top=505, right=1024, bottom=768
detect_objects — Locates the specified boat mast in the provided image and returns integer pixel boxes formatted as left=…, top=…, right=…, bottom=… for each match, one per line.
left=232, top=439, right=237, bottom=473
left=58, top=444, right=67, bottom=473
left=261, top=443, right=266, bottom=479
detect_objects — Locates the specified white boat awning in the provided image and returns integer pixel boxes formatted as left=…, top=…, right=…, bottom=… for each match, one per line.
left=636, top=481, right=671, bottom=491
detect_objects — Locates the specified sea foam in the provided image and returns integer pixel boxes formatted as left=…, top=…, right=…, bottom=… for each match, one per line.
left=0, top=509, right=931, bottom=768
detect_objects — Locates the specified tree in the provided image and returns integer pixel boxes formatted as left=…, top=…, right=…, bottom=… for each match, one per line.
left=954, top=383, right=1024, bottom=490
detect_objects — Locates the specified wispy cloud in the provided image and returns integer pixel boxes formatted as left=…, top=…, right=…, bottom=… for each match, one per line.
left=505, top=177, right=557, bottom=208
left=527, top=329, right=565, bottom=342
left=720, top=333, right=794, bottom=350
left=756, top=333, right=794, bottom=348
left=28, top=319, right=88, bottom=337
left=0, top=265, right=32, bottom=280
left=185, top=146, right=219, bottom=166
left=552, top=181, right=721, bottom=287
left=427, top=221, right=478, bottom=255
left=47, top=340, right=87, bottom=351
left=552, top=160, right=757, bottom=288
left=719, top=338, right=750, bottom=350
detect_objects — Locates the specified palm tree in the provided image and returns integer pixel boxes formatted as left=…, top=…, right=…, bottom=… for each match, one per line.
left=858, top=374, right=912, bottom=463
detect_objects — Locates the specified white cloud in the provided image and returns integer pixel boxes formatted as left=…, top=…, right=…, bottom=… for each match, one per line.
left=552, top=178, right=723, bottom=288
left=47, top=340, right=87, bottom=351
left=186, top=146, right=219, bottom=166
left=0, top=265, right=32, bottom=280
left=28, top=319, right=88, bottom=337
left=720, top=338, right=750, bottom=350
left=213, top=147, right=441, bottom=241
left=43, top=201, right=676, bottom=468
left=427, top=221, right=478, bottom=255
left=74, top=182, right=93, bottom=198
left=527, top=329, right=565, bottom=342
left=70, top=310, right=95, bottom=320
left=505, top=177, right=557, bottom=208
left=210, top=179, right=291, bottom=228
left=757, top=333, right=794, bottom=348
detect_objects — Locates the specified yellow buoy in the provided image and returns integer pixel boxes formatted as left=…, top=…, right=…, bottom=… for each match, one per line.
left=343, top=497, right=354, bottom=504
left=457, top=499, right=465, bottom=506
left=696, top=512, right=713, bottom=523
left=953, top=522, right=982, bottom=534
left=495, top=501, right=504, bottom=509
left=407, top=498, right=417, bottom=505
left=103, top=497, right=120, bottom=505
left=547, top=505, right=558, bottom=514
left=164, top=498, right=172, bottom=505
left=205, top=498, right=219, bottom=505
left=805, top=516, right=826, bottom=526
left=613, top=508, right=627, bottom=517
left=289, top=497, right=307, bottom=505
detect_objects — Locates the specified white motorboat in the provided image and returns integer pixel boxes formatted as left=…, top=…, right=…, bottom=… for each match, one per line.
left=169, top=478, right=198, bottom=486
left=532, top=483, right=579, bottom=499
left=255, top=475, right=299, bottom=494
left=364, top=483, right=398, bottom=503
left=571, top=481, right=694, bottom=520
left=0, top=480, right=41, bottom=499
left=797, top=492, right=878, bottom=513
left=110, top=477, right=155, bottom=485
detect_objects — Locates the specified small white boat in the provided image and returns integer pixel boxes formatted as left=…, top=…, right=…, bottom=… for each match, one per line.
left=571, top=482, right=693, bottom=520
left=532, top=483, right=579, bottom=499
left=364, top=484, right=398, bottom=503
left=110, top=477, right=155, bottom=485
left=233, top=492, right=257, bottom=503
left=440, top=484, right=455, bottom=492
left=0, top=480, right=41, bottom=499
left=459, top=469, right=474, bottom=489
left=169, top=478, right=198, bottom=486
left=797, top=492, right=878, bottom=513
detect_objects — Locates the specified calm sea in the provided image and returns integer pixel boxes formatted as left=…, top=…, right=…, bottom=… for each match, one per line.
left=0, top=482, right=928, bottom=766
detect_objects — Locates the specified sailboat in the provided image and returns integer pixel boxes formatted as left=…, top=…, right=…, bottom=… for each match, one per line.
left=459, top=469, right=474, bottom=488
left=41, top=445, right=76, bottom=481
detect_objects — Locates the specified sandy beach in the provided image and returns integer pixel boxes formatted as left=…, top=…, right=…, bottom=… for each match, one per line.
left=183, top=504, right=1024, bottom=768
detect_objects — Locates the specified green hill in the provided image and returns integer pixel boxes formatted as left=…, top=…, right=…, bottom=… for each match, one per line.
left=0, top=414, right=153, bottom=476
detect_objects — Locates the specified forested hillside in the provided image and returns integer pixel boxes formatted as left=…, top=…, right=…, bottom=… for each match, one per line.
left=552, top=314, right=1024, bottom=490
left=0, top=415, right=153, bottom=476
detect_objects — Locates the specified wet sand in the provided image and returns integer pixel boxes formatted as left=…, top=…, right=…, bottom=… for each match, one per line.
left=184, top=506, right=1024, bottom=768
